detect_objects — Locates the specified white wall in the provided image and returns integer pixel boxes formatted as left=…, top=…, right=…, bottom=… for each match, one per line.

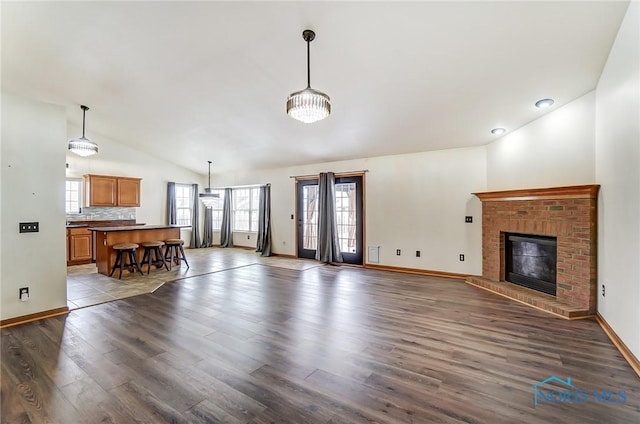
left=213, top=146, right=486, bottom=275
left=1, top=94, right=68, bottom=320
left=65, top=124, right=206, bottom=242
left=595, top=1, right=640, bottom=359
left=486, top=91, right=596, bottom=190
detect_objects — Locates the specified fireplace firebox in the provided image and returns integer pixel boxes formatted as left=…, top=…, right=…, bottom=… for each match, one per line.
left=505, top=233, right=557, bottom=296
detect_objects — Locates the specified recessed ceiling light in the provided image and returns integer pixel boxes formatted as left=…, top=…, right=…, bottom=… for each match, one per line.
left=535, top=98, right=555, bottom=109
left=491, top=127, right=506, bottom=135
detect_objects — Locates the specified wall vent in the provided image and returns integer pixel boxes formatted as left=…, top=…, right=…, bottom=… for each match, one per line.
left=368, top=246, right=380, bottom=264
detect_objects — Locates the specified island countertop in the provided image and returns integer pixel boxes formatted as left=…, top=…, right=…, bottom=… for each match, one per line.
left=89, top=224, right=184, bottom=232
left=67, top=219, right=142, bottom=229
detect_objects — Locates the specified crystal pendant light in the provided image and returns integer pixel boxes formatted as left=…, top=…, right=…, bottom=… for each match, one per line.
left=286, top=29, right=331, bottom=124
left=68, top=105, right=98, bottom=157
left=199, top=161, right=219, bottom=208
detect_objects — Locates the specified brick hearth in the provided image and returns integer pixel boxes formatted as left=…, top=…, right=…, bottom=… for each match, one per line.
left=469, top=185, right=599, bottom=317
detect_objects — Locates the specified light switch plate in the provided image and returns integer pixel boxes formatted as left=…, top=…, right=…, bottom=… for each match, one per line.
left=19, top=222, right=39, bottom=233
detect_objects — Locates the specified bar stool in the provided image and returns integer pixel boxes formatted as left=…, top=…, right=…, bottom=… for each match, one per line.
left=164, top=239, right=189, bottom=270
left=110, top=243, right=144, bottom=279
left=140, top=241, right=168, bottom=274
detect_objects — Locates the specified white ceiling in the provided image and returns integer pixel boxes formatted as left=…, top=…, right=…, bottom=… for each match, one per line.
left=1, top=1, right=629, bottom=177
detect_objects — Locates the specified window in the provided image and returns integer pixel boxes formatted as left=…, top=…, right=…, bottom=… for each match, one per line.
left=232, top=187, right=260, bottom=231
left=65, top=179, right=82, bottom=214
left=175, top=184, right=192, bottom=226
left=209, top=189, right=225, bottom=229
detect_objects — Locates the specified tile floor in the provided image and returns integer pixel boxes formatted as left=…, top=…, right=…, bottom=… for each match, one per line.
left=67, top=247, right=323, bottom=310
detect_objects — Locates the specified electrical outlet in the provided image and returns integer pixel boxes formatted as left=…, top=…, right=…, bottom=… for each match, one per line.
left=19, top=222, right=39, bottom=233
left=19, top=287, right=29, bottom=302
left=291, top=214, right=294, bottom=220
left=465, top=216, right=473, bottom=223
left=602, top=284, right=605, bottom=297
left=247, top=234, right=250, bottom=240
left=416, top=250, right=420, bottom=257
left=459, top=254, right=465, bottom=261
left=396, top=249, right=401, bottom=256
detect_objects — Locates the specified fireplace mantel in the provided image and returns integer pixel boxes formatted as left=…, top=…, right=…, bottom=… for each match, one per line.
left=469, top=184, right=599, bottom=317
left=473, top=184, right=599, bottom=202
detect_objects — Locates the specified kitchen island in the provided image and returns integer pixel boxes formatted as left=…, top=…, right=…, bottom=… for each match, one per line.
left=90, top=225, right=183, bottom=276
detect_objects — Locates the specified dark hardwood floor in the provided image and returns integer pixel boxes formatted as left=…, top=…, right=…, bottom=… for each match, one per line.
left=2, top=258, right=640, bottom=423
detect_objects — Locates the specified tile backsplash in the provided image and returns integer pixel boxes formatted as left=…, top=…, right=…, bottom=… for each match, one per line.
left=66, top=207, right=136, bottom=222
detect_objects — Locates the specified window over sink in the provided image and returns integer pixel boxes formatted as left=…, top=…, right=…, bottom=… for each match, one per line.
left=65, top=179, right=82, bottom=214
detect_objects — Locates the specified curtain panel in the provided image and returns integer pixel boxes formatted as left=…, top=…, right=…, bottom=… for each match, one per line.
left=315, top=172, right=343, bottom=263
left=189, top=183, right=200, bottom=248
left=220, top=188, right=234, bottom=248
left=201, top=207, right=214, bottom=248
left=256, top=184, right=272, bottom=256
left=167, top=182, right=177, bottom=225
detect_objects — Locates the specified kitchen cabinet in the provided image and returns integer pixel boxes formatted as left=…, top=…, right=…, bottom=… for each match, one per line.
left=85, top=175, right=117, bottom=206
left=67, top=227, right=92, bottom=265
left=84, top=174, right=141, bottom=207
left=117, top=177, right=141, bottom=207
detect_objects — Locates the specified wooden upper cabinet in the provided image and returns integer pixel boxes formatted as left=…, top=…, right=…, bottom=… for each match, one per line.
left=84, top=174, right=141, bottom=207
left=117, top=177, right=141, bottom=207
left=85, top=175, right=117, bottom=206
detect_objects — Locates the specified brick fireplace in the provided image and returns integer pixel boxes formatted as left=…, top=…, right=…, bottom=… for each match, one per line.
left=468, top=185, right=599, bottom=318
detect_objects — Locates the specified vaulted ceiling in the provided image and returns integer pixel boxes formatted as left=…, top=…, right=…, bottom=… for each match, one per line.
left=1, top=1, right=629, bottom=176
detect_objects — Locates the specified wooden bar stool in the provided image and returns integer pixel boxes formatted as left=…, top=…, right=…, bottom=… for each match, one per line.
left=140, top=241, right=168, bottom=274
left=164, top=239, right=189, bottom=270
left=110, top=243, right=144, bottom=279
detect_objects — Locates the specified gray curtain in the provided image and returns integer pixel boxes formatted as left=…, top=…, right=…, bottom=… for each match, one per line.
left=315, top=172, right=343, bottom=263
left=167, top=182, right=177, bottom=225
left=220, top=188, right=234, bottom=248
left=201, top=207, right=214, bottom=247
left=256, top=184, right=272, bottom=257
left=189, top=184, right=201, bottom=248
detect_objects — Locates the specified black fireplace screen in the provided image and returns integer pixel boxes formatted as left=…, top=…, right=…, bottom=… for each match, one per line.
left=505, top=233, right=557, bottom=296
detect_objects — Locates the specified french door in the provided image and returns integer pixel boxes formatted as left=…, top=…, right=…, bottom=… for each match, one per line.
left=296, top=175, right=363, bottom=265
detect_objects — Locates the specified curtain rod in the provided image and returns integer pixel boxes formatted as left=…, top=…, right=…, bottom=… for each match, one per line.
left=209, top=183, right=270, bottom=190
left=289, top=170, right=369, bottom=179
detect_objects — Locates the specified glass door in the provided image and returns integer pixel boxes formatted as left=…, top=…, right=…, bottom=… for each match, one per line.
left=334, top=176, right=363, bottom=264
left=296, top=176, right=363, bottom=265
left=297, top=180, right=319, bottom=259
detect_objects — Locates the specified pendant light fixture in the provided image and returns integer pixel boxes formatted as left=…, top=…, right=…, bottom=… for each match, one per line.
left=68, top=105, right=98, bottom=157
left=286, top=29, right=331, bottom=124
left=199, top=160, right=219, bottom=208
